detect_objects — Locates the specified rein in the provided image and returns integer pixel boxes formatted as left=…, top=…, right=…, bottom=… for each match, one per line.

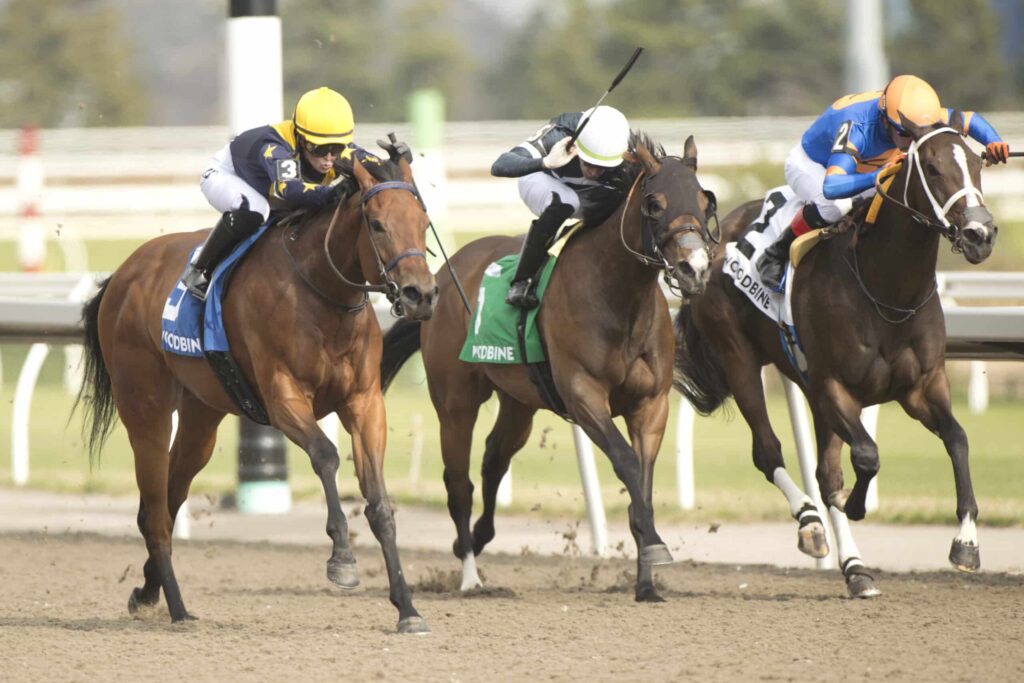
left=284, top=180, right=426, bottom=316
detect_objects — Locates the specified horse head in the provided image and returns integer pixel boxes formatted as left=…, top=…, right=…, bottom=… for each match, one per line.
left=352, top=155, right=438, bottom=320
left=624, top=135, right=717, bottom=295
left=897, top=113, right=997, bottom=264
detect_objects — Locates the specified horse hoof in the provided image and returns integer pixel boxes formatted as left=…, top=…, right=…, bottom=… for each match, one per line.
left=635, top=585, right=666, bottom=603
left=845, top=571, right=881, bottom=599
left=827, top=489, right=850, bottom=512
left=128, top=587, right=158, bottom=615
left=171, top=612, right=199, bottom=623
left=327, top=559, right=360, bottom=589
left=949, top=540, right=981, bottom=573
left=797, top=521, right=830, bottom=559
left=639, top=544, right=674, bottom=566
left=397, top=616, right=431, bottom=635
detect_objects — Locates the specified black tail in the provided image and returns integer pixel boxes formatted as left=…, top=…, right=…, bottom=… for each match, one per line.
left=71, top=277, right=117, bottom=465
left=672, top=304, right=731, bottom=415
left=380, top=318, right=423, bottom=394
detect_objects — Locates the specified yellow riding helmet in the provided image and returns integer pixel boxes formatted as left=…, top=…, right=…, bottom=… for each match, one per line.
left=293, top=87, right=355, bottom=145
left=879, top=75, right=942, bottom=131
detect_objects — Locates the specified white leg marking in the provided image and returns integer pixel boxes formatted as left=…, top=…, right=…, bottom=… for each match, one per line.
left=829, top=506, right=865, bottom=570
left=773, top=467, right=815, bottom=518
left=955, top=514, right=978, bottom=547
left=460, top=552, right=483, bottom=591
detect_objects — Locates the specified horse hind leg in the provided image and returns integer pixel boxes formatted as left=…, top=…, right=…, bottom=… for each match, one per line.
left=472, top=395, right=536, bottom=558
left=437, top=402, right=483, bottom=591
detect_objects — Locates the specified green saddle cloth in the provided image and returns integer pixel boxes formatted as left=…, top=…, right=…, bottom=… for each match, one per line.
left=458, top=254, right=557, bottom=364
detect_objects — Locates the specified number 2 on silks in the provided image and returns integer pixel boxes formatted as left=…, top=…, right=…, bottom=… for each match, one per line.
left=275, top=158, right=299, bottom=182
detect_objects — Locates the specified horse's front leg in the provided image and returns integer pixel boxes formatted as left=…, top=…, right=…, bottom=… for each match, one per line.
left=814, top=378, right=878, bottom=521
left=624, top=392, right=670, bottom=602
left=340, top=388, right=428, bottom=635
left=264, top=379, right=359, bottom=590
left=900, top=370, right=980, bottom=572
left=566, top=374, right=672, bottom=601
left=810, top=413, right=880, bottom=598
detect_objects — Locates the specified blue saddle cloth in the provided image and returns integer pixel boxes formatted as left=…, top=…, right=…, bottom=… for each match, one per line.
left=161, top=223, right=271, bottom=357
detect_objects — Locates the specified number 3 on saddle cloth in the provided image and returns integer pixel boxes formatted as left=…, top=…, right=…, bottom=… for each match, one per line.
left=160, top=221, right=273, bottom=423
left=459, top=224, right=584, bottom=417
left=722, top=186, right=831, bottom=385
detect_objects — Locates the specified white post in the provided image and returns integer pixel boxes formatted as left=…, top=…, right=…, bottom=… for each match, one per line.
left=676, top=398, right=696, bottom=509
left=12, top=344, right=49, bottom=486
left=408, top=412, right=423, bottom=486
left=572, top=425, right=608, bottom=556
left=967, top=361, right=989, bottom=414
left=171, top=412, right=191, bottom=540
left=860, top=404, right=880, bottom=512
left=496, top=467, right=513, bottom=507
left=227, top=1, right=283, bottom=136
left=781, top=376, right=838, bottom=569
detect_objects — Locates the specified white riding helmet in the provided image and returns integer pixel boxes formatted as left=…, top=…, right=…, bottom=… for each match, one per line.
left=575, top=105, right=630, bottom=168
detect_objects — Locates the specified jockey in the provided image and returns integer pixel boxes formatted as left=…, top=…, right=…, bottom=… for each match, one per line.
left=185, top=86, right=364, bottom=299
left=757, top=74, right=1009, bottom=291
left=491, top=105, right=631, bottom=308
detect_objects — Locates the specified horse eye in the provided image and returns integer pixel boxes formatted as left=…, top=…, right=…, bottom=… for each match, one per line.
left=925, top=163, right=941, bottom=177
left=643, top=195, right=665, bottom=218
left=369, top=219, right=385, bottom=232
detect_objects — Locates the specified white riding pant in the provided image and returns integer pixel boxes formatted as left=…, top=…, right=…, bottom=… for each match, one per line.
left=517, top=172, right=584, bottom=219
left=199, top=143, right=272, bottom=221
left=783, top=144, right=869, bottom=224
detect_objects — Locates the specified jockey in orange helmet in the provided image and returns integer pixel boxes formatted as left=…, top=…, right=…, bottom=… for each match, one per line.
left=757, top=75, right=1008, bottom=291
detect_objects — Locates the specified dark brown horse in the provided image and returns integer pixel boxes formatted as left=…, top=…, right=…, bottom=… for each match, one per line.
left=380, top=135, right=717, bottom=601
left=74, top=155, right=437, bottom=633
left=674, top=115, right=997, bottom=596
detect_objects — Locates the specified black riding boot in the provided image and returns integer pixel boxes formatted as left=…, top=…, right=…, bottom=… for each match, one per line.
left=755, top=227, right=797, bottom=292
left=183, top=199, right=264, bottom=300
left=505, top=195, right=576, bottom=309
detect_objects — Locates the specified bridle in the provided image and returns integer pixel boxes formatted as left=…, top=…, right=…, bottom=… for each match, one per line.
left=618, top=157, right=719, bottom=294
left=874, top=126, right=985, bottom=254
left=284, top=180, right=428, bottom=316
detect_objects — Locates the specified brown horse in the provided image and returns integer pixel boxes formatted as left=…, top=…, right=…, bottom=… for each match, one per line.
left=673, top=114, right=997, bottom=596
left=74, top=155, right=437, bottom=633
left=380, top=134, right=717, bottom=601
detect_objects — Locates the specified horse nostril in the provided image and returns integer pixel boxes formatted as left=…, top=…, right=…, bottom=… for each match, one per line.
left=676, top=261, right=696, bottom=279
left=962, top=227, right=987, bottom=246
left=401, top=286, right=422, bottom=304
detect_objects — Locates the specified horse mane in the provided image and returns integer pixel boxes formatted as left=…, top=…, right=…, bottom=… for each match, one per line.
left=581, top=130, right=666, bottom=227
left=281, top=153, right=403, bottom=226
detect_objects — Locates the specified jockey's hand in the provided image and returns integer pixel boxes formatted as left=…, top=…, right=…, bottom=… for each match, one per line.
left=329, top=177, right=358, bottom=203
left=984, top=141, right=1009, bottom=165
left=377, top=137, right=413, bottom=164
left=877, top=151, right=906, bottom=183
left=542, top=137, right=577, bottom=169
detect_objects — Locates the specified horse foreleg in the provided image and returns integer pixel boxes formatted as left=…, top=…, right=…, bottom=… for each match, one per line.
left=900, top=371, right=980, bottom=572
left=266, top=381, right=358, bottom=590
left=816, top=379, right=878, bottom=521
left=437, top=402, right=481, bottom=591
left=341, top=390, right=428, bottom=635
left=811, top=418, right=879, bottom=597
left=474, top=395, right=535, bottom=559
left=567, top=376, right=672, bottom=600
left=625, top=393, right=670, bottom=602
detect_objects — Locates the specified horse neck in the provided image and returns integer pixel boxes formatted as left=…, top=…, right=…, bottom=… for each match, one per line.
left=570, top=188, right=661, bottom=308
left=291, top=201, right=369, bottom=304
left=856, top=168, right=941, bottom=305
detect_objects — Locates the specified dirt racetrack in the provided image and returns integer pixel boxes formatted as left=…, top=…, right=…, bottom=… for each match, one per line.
left=1, top=532, right=1022, bottom=682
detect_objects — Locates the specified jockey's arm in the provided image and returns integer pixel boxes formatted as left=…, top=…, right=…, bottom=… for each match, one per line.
left=490, top=146, right=544, bottom=178
left=822, top=152, right=880, bottom=200
left=261, top=143, right=332, bottom=209
left=946, top=108, right=1003, bottom=145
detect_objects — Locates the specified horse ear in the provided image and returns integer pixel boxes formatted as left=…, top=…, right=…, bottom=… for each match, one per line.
left=947, top=109, right=966, bottom=135
left=353, top=157, right=373, bottom=190
left=635, top=143, right=661, bottom=175
left=898, top=111, right=926, bottom=140
left=682, top=135, right=698, bottom=171
left=623, top=150, right=638, bottom=166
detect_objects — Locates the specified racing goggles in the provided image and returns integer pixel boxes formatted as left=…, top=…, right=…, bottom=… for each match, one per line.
left=303, top=140, right=347, bottom=157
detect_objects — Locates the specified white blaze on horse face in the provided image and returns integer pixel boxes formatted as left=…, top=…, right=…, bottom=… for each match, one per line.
left=686, top=244, right=710, bottom=278
left=951, top=144, right=993, bottom=239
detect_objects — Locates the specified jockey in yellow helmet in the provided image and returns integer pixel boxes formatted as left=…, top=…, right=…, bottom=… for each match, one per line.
left=757, top=74, right=1009, bottom=292
left=185, top=87, right=371, bottom=299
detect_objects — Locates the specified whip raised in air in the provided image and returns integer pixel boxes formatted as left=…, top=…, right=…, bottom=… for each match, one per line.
left=566, top=47, right=644, bottom=149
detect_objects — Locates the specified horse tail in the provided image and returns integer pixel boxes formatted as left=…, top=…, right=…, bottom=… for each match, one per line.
left=71, top=277, right=118, bottom=464
left=672, top=303, right=731, bottom=415
left=380, top=318, right=423, bottom=394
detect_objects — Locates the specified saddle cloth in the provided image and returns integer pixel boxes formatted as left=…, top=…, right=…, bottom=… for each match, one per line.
left=160, top=223, right=271, bottom=357
left=458, top=224, right=582, bottom=365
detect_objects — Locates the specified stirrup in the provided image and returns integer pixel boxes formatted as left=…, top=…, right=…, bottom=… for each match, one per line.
left=182, top=267, right=210, bottom=301
left=505, top=280, right=538, bottom=309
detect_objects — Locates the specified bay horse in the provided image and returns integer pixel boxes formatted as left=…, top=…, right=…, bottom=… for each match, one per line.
left=674, top=114, right=997, bottom=596
left=380, top=134, right=717, bottom=601
left=74, top=154, right=437, bottom=633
